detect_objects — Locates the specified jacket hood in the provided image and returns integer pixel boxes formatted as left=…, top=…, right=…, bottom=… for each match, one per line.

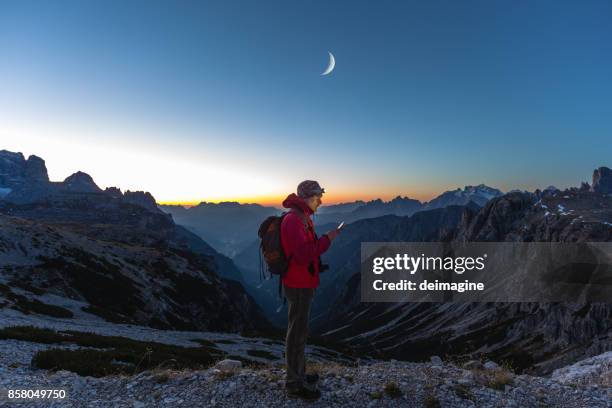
left=282, top=193, right=314, bottom=215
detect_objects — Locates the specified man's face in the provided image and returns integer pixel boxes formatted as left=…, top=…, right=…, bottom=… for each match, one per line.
left=305, top=194, right=322, bottom=213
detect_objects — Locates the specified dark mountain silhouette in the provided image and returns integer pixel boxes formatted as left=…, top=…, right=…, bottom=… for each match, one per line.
left=160, top=202, right=280, bottom=258
left=313, top=187, right=502, bottom=226
left=7, top=149, right=610, bottom=375
left=316, top=200, right=366, bottom=214
left=160, top=186, right=501, bottom=259
left=0, top=150, right=271, bottom=332
left=234, top=192, right=495, bottom=321
left=313, top=196, right=423, bottom=226
left=592, top=166, right=612, bottom=193
left=310, top=205, right=478, bottom=323
left=312, top=169, right=612, bottom=375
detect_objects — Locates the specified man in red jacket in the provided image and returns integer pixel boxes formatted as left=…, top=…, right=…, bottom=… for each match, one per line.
left=280, top=180, right=341, bottom=400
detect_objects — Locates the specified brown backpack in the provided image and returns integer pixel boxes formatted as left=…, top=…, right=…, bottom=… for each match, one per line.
left=258, top=209, right=309, bottom=279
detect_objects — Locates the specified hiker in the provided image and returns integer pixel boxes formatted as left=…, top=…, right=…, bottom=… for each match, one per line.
left=280, top=180, right=341, bottom=400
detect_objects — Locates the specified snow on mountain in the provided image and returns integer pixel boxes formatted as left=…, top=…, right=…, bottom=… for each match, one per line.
left=424, top=184, right=503, bottom=210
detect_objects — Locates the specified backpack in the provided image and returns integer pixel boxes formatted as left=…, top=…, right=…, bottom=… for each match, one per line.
left=257, top=209, right=310, bottom=305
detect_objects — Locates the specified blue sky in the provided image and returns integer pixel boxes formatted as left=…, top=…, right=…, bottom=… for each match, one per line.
left=1, top=1, right=611, bottom=205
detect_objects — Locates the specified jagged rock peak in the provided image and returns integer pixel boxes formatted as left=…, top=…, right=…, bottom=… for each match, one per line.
left=62, top=171, right=101, bottom=193
left=104, top=186, right=122, bottom=197
left=463, top=184, right=502, bottom=193
left=123, top=190, right=158, bottom=211
left=592, top=166, right=612, bottom=194
left=0, top=149, right=25, bottom=161
left=390, top=195, right=418, bottom=202
left=24, top=155, right=49, bottom=183
left=0, top=150, right=49, bottom=184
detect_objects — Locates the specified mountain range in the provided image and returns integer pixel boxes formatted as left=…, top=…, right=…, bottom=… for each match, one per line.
left=161, top=185, right=503, bottom=259
left=0, top=150, right=271, bottom=333
left=2, top=148, right=611, bottom=376
left=311, top=170, right=612, bottom=375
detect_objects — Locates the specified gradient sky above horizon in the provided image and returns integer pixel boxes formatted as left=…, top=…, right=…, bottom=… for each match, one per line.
left=1, top=1, right=611, bottom=206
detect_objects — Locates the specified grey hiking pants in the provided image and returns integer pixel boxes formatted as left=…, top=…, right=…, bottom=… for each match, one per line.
left=284, top=286, right=315, bottom=386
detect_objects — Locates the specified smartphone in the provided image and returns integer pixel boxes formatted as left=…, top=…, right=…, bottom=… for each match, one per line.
left=337, top=221, right=345, bottom=230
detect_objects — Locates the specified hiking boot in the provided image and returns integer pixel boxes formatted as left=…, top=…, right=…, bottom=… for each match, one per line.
left=306, top=373, right=319, bottom=384
left=286, top=385, right=321, bottom=401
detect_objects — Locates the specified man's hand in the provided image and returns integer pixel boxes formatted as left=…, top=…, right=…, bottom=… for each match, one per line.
left=325, top=228, right=341, bottom=242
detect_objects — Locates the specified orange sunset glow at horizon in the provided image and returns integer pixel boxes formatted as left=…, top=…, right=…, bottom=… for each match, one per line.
left=157, top=190, right=445, bottom=208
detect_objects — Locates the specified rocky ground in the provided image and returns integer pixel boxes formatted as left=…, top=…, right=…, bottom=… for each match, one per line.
left=0, top=345, right=610, bottom=407
left=0, top=309, right=610, bottom=407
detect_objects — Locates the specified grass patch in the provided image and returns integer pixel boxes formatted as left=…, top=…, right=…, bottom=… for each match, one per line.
left=16, top=298, right=73, bottom=318
left=191, top=338, right=217, bottom=347
left=499, top=359, right=516, bottom=373
left=1, top=325, right=227, bottom=377
left=0, top=283, right=12, bottom=296
left=262, top=340, right=282, bottom=346
left=214, top=339, right=237, bottom=345
left=0, top=326, right=69, bottom=344
left=0, top=284, right=73, bottom=318
left=33, top=349, right=136, bottom=377
left=152, top=371, right=170, bottom=383
left=81, top=305, right=131, bottom=324
left=383, top=381, right=402, bottom=398
left=369, top=391, right=382, bottom=399
left=486, top=369, right=514, bottom=390
left=7, top=280, right=45, bottom=296
left=246, top=349, right=278, bottom=360
left=314, top=348, right=340, bottom=359
left=453, top=384, right=474, bottom=400
left=424, top=393, right=441, bottom=408
left=214, top=370, right=235, bottom=380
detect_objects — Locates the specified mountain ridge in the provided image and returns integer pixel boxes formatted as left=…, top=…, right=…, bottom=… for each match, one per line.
left=0, top=150, right=271, bottom=332
left=312, top=171, right=612, bottom=375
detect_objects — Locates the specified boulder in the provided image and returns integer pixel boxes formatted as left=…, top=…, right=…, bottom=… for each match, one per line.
left=430, top=355, right=443, bottom=366
left=551, top=351, right=612, bottom=386
left=463, top=360, right=483, bottom=370
left=483, top=361, right=500, bottom=371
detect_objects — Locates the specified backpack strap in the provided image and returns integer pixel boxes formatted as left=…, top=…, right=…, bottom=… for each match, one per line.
left=289, top=208, right=311, bottom=234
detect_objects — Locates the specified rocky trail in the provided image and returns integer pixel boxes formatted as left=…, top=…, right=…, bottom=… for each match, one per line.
left=0, top=310, right=610, bottom=407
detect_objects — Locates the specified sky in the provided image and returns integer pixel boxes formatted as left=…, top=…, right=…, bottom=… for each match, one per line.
left=1, top=1, right=611, bottom=206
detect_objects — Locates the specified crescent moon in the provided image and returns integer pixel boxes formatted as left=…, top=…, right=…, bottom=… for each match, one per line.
left=321, top=51, right=335, bottom=76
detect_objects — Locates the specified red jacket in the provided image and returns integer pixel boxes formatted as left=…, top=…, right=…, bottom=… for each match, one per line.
left=280, top=193, right=331, bottom=288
